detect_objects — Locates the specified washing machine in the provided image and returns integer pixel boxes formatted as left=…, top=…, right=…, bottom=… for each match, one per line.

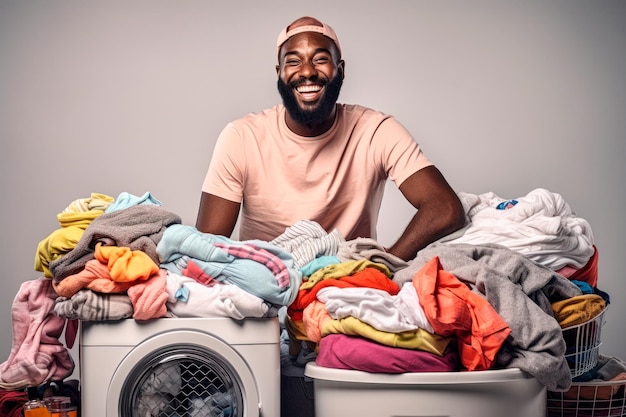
left=80, top=317, right=280, bottom=417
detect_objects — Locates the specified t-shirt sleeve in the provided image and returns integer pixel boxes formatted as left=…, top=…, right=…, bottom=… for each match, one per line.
left=372, top=116, right=433, bottom=186
left=201, top=123, right=245, bottom=203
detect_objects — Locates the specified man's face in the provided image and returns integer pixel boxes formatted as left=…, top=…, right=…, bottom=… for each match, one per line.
left=277, top=72, right=343, bottom=127
left=276, top=32, right=344, bottom=126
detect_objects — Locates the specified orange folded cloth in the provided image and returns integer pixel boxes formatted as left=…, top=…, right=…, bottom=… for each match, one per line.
left=95, top=244, right=159, bottom=282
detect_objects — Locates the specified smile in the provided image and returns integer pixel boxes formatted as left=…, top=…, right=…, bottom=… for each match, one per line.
left=296, top=84, right=322, bottom=93
left=295, top=83, right=324, bottom=102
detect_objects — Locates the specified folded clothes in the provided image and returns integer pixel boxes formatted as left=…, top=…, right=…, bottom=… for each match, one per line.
left=316, top=333, right=459, bottom=373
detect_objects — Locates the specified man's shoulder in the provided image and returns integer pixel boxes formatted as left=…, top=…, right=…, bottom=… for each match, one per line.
left=338, top=103, right=392, bottom=124
left=218, top=105, right=283, bottom=143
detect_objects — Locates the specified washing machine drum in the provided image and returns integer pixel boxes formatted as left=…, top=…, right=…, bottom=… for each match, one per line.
left=107, top=329, right=261, bottom=417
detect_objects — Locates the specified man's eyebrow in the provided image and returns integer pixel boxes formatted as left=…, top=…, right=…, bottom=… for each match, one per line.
left=283, top=47, right=333, bottom=57
left=313, top=47, right=332, bottom=55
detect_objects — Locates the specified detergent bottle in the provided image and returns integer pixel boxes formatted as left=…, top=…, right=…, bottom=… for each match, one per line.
left=22, top=386, right=50, bottom=417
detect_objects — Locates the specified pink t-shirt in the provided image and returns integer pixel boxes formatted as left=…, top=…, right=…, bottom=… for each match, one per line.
left=202, top=104, right=432, bottom=242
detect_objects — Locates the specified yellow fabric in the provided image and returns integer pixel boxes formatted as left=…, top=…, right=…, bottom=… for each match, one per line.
left=94, top=245, right=159, bottom=282
left=57, top=209, right=105, bottom=229
left=57, top=192, right=114, bottom=228
left=321, top=315, right=454, bottom=356
left=551, top=294, right=606, bottom=328
left=34, top=192, right=114, bottom=277
left=34, top=226, right=85, bottom=278
left=301, top=259, right=391, bottom=290
left=61, top=192, right=115, bottom=213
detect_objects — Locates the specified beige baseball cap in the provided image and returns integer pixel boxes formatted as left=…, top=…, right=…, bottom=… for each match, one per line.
left=276, top=19, right=342, bottom=60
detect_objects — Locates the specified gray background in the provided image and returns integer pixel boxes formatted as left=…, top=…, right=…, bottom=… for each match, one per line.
left=1, top=0, right=625, bottom=378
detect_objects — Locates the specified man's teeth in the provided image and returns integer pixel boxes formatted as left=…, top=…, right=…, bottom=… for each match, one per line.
left=296, top=85, right=322, bottom=93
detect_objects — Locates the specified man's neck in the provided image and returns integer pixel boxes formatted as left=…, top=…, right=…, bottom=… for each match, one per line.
left=284, top=106, right=337, bottom=137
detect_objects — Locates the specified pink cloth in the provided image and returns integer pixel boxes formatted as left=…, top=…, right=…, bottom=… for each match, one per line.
left=53, top=256, right=167, bottom=321
left=127, top=269, right=169, bottom=321
left=316, top=333, right=459, bottom=373
left=214, top=242, right=291, bottom=288
left=0, top=278, right=74, bottom=390
left=52, top=258, right=134, bottom=297
left=302, top=300, right=332, bottom=343
left=556, top=245, right=599, bottom=287
left=181, top=259, right=217, bottom=286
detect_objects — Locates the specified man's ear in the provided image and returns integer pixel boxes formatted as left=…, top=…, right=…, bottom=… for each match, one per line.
left=338, top=60, right=345, bottom=80
left=276, top=64, right=280, bottom=75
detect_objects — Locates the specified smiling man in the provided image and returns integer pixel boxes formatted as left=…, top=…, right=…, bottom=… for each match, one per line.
left=196, top=15, right=464, bottom=262
left=195, top=15, right=466, bottom=417
left=275, top=17, right=344, bottom=135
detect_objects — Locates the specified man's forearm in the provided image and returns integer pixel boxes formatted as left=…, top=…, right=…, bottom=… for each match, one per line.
left=387, top=203, right=466, bottom=262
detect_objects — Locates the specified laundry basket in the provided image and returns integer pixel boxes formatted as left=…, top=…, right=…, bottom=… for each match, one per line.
left=562, top=306, right=607, bottom=378
left=306, top=363, right=546, bottom=417
left=545, top=306, right=616, bottom=417
left=546, top=379, right=626, bottom=417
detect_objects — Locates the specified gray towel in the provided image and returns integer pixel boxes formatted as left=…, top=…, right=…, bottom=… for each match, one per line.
left=49, top=205, right=181, bottom=282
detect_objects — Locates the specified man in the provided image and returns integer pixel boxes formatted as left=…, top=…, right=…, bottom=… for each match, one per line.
left=196, top=15, right=465, bottom=262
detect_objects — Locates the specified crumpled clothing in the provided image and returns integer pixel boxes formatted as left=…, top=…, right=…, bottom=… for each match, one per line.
left=0, top=278, right=74, bottom=390
left=551, top=293, right=606, bottom=329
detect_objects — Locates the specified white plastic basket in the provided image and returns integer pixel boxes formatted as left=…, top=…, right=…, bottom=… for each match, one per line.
left=562, top=306, right=607, bottom=378
left=546, top=379, right=626, bottom=417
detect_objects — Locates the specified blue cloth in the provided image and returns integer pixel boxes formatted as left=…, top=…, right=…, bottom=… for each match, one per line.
left=571, top=279, right=594, bottom=294
left=157, top=224, right=302, bottom=306
left=105, top=191, right=162, bottom=213
left=300, top=255, right=340, bottom=277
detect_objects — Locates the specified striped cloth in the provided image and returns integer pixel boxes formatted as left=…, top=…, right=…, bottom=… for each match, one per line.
left=271, top=220, right=345, bottom=269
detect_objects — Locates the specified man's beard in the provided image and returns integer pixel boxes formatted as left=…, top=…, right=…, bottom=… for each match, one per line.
left=277, top=74, right=343, bottom=127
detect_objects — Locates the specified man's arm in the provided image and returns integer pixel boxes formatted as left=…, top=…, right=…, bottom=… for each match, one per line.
left=387, top=165, right=466, bottom=261
left=195, top=192, right=241, bottom=237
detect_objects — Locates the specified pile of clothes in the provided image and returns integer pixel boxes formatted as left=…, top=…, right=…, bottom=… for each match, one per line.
left=0, top=187, right=620, bottom=411
left=282, top=188, right=609, bottom=393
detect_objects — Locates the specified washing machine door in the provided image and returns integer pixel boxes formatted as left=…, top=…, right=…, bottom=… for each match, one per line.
left=107, top=329, right=260, bottom=417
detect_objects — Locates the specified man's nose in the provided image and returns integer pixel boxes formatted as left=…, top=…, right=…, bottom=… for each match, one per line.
left=299, top=60, right=317, bottom=78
